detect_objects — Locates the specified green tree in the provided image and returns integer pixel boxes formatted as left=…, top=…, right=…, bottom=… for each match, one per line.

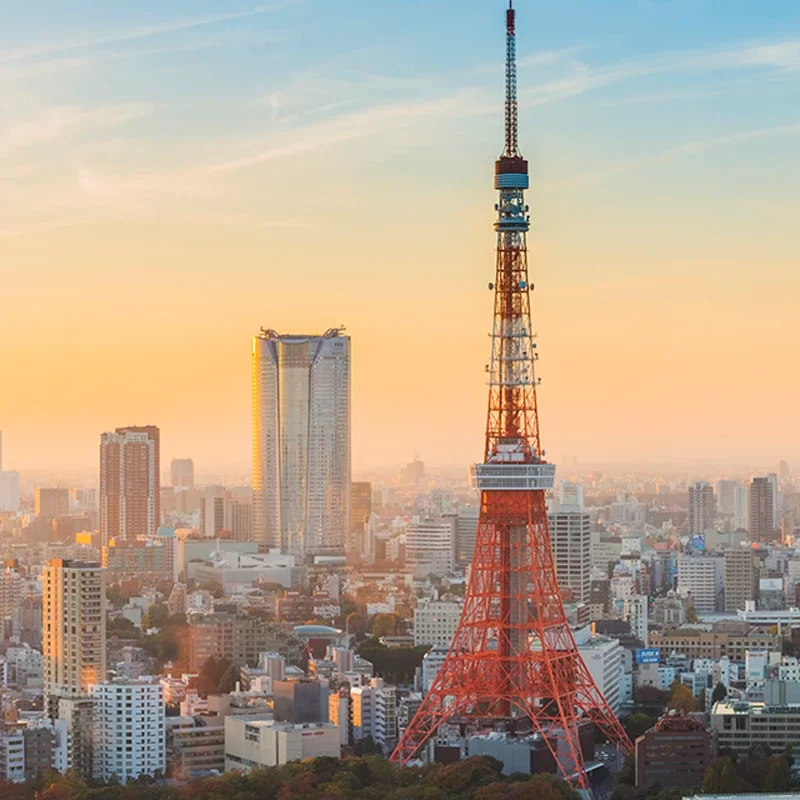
left=686, top=605, right=699, bottom=623
left=217, top=663, right=240, bottom=694
left=702, top=756, right=742, bottom=794
left=623, top=712, right=656, bottom=740
left=748, top=742, right=773, bottom=760
left=698, top=687, right=707, bottom=710
left=615, top=752, right=636, bottom=787
left=711, top=682, right=728, bottom=704
left=764, top=757, right=791, bottom=792
left=783, top=742, right=795, bottom=767
left=372, top=613, right=399, bottom=638
left=667, top=682, right=697, bottom=713
left=142, top=602, right=170, bottom=630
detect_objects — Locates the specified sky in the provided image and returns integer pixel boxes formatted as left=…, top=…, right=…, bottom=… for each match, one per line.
left=1, top=0, right=800, bottom=474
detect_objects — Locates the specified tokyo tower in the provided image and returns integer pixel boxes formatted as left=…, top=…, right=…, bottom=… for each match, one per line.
left=390, top=2, right=632, bottom=788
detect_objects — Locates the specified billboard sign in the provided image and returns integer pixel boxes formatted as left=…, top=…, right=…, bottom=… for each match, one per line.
left=636, top=648, right=660, bottom=665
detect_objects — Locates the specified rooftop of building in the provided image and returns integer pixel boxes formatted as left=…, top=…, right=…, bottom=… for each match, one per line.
left=713, top=700, right=800, bottom=715
left=233, top=719, right=337, bottom=731
left=293, top=624, right=342, bottom=636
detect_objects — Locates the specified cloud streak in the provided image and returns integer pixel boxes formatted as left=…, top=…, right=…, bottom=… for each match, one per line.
left=0, top=104, right=154, bottom=154
left=0, top=2, right=294, bottom=64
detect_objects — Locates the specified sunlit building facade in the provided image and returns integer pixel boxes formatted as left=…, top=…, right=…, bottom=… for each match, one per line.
left=252, top=329, right=351, bottom=557
left=100, top=426, right=160, bottom=548
left=42, top=560, right=106, bottom=700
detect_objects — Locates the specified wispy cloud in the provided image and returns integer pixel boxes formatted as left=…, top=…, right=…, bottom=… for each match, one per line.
left=552, top=120, right=800, bottom=189
left=0, top=104, right=154, bottom=154
left=0, top=2, right=294, bottom=64
left=207, top=89, right=492, bottom=173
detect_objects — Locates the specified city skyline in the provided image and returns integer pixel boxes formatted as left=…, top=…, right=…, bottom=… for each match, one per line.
left=3, top=1, right=800, bottom=471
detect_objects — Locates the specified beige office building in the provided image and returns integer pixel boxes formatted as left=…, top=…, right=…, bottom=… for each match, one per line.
left=723, top=548, right=759, bottom=613
left=224, top=718, right=340, bottom=771
left=42, top=560, right=106, bottom=699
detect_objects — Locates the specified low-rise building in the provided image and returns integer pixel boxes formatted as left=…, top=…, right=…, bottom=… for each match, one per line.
left=224, top=718, right=340, bottom=772
left=635, top=713, right=713, bottom=789
left=711, top=699, right=800, bottom=759
left=166, top=716, right=225, bottom=780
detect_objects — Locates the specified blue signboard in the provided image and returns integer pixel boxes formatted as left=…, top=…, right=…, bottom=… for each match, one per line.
left=636, top=648, right=660, bottom=664
left=689, top=534, right=706, bottom=552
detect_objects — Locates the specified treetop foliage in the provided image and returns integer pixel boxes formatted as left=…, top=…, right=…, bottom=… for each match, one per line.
left=1, top=756, right=581, bottom=800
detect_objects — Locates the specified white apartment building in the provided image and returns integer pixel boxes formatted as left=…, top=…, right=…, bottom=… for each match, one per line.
left=405, top=519, right=455, bottom=578
left=224, top=718, right=340, bottom=771
left=0, top=472, right=20, bottom=513
left=548, top=511, right=591, bottom=605
left=625, top=595, right=649, bottom=647
left=734, top=486, right=749, bottom=532
left=350, top=677, right=397, bottom=749
left=413, top=601, right=461, bottom=647
left=252, top=329, right=351, bottom=556
left=89, top=678, right=166, bottom=782
left=575, top=628, right=623, bottom=715
left=778, top=656, right=800, bottom=682
left=677, top=554, right=723, bottom=613
left=421, top=645, right=449, bottom=694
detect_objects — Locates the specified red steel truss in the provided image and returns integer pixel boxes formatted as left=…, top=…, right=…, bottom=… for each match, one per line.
left=390, top=2, right=632, bottom=788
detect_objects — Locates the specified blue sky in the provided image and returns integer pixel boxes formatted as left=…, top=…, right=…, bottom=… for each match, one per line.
left=2, top=1, right=800, bottom=471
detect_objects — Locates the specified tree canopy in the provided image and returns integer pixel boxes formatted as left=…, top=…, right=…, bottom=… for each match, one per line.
left=0, top=756, right=581, bottom=800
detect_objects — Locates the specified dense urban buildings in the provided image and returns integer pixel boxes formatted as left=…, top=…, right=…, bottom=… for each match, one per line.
left=252, top=328, right=351, bottom=557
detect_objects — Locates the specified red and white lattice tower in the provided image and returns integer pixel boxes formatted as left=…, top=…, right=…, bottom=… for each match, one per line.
left=390, top=2, right=632, bottom=788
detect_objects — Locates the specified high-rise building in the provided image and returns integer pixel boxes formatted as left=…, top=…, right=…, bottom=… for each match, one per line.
left=349, top=482, right=372, bottom=556
left=89, top=678, right=165, bottom=782
left=0, top=564, right=24, bottom=636
left=677, top=555, right=722, bottom=613
left=405, top=519, right=455, bottom=578
left=42, top=560, right=106, bottom=699
left=688, top=482, right=715, bottom=535
left=252, top=329, right=351, bottom=557
left=724, top=548, right=759, bottom=613
left=558, top=481, right=584, bottom=511
left=202, top=486, right=226, bottom=538
left=0, top=433, right=20, bottom=513
left=625, top=595, right=649, bottom=647
left=350, top=677, right=397, bottom=749
left=34, top=488, right=70, bottom=519
left=455, top=507, right=480, bottom=568
left=225, top=497, right=254, bottom=542
left=100, top=426, right=160, bottom=547
left=548, top=511, right=591, bottom=605
left=734, top=486, right=750, bottom=532
left=768, top=472, right=779, bottom=525
left=749, top=477, right=776, bottom=544
left=170, top=458, right=195, bottom=489
left=715, top=479, right=737, bottom=516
